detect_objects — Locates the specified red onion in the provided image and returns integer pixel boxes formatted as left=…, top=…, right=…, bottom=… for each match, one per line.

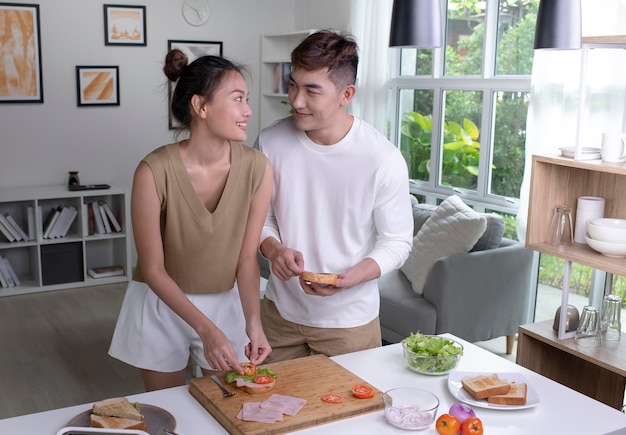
left=449, top=402, right=476, bottom=423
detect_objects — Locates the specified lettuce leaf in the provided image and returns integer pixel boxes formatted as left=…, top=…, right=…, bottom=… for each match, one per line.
left=225, top=367, right=277, bottom=383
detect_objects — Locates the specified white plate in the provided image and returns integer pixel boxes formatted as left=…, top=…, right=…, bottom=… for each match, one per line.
left=585, top=234, right=626, bottom=258
left=447, top=371, right=540, bottom=410
left=559, top=146, right=601, bottom=160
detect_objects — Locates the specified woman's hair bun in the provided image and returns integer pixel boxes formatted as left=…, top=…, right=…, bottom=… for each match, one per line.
left=163, top=49, right=189, bottom=82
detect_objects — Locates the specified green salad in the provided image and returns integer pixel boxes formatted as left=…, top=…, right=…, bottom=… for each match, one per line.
left=402, top=332, right=463, bottom=374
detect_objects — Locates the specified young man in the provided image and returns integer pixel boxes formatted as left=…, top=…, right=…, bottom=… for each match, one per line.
left=255, top=30, right=413, bottom=362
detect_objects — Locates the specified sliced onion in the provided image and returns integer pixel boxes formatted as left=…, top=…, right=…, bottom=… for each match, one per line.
left=449, top=402, right=476, bottom=423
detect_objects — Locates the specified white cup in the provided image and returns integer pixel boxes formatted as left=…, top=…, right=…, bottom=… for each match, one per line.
left=574, top=196, right=605, bottom=244
left=601, top=132, right=626, bottom=162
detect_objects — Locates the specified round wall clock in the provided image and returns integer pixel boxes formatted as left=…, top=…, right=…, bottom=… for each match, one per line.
left=182, top=0, right=211, bottom=26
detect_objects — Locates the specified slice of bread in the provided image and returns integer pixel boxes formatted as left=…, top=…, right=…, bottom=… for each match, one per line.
left=461, top=374, right=511, bottom=400
left=487, top=382, right=527, bottom=405
left=235, top=377, right=276, bottom=395
left=90, top=414, right=149, bottom=431
left=92, top=397, right=143, bottom=421
left=301, top=271, right=338, bottom=285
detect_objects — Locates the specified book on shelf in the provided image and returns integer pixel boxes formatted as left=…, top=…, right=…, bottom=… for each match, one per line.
left=98, top=203, right=112, bottom=233
left=27, top=206, right=35, bottom=240
left=99, top=200, right=122, bottom=232
left=0, top=214, right=22, bottom=241
left=0, top=219, right=16, bottom=242
left=91, top=201, right=106, bottom=235
left=1, top=255, right=19, bottom=287
left=42, top=206, right=63, bottom=239
left=87, top=265, right=124, bottom=279
left=4, top=214, right=29, bottom=241
left=0, top=256, right=16, bottom=288
left=48, top=206, right=77, bottom=239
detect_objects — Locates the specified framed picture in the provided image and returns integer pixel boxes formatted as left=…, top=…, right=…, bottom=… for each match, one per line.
left=103, top=4, right=146, bottom=46
left=166, top=40, right=223, bottom=129
left=0, top=3, right=43, bottom=103
left=76, top=66, right=120, bottom=107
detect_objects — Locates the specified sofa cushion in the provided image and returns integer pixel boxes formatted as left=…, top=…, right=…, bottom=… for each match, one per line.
left=470, top=213, right=505, bottom=252
left=412, top=199, right=504, bottom=251
left=401, top=195, right=487, bottom=295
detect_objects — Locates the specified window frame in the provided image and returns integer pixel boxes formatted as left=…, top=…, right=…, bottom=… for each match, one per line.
left=387, top=0, right=532, bottom=215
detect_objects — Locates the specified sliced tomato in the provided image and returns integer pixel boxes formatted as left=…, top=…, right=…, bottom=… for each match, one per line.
left=352, top=384, right=375, bottom=399
left=240, top=362, right=256, bottom=377
left=253, top=374, right=274, bottom=384
left=321, top=393, right=344, bottom=404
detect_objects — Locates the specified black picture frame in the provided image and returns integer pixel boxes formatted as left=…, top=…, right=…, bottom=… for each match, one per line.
left=76, top=66, right=120, bottom=107
left=0, top=3, right=43, bottom=103
left=166, top=40, right=223, bottom=130
left=103, top=4, right=147, bottom=46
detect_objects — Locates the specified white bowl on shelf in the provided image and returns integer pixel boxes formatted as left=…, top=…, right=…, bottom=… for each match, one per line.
left=587, top=218, right=626, bottom=244
left=585, top=234, right=626, bottom=258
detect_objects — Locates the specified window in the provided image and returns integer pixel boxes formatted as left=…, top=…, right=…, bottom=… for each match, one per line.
left=389, top=0, right=538, bottom=215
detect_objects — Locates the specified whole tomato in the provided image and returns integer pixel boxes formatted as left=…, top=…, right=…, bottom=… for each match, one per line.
left=461, top=417, right=484, bottom=435
left=436, top=413, right=461, bottom=435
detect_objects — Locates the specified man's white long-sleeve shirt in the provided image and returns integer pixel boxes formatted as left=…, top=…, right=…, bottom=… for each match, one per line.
left=257, top=116, right=413, bottom=328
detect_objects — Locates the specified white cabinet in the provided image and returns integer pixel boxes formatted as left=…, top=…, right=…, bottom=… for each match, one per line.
left=0, top=185, right=131, bottom=297
left=260, top=30, right=315, bottom=129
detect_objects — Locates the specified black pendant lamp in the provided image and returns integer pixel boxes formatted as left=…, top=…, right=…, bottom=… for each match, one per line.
left=389, top=0, right=442, bottom=48
left=534, top=0, right=582, bottom=50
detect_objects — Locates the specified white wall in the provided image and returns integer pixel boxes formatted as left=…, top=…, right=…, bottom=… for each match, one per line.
left=0, top=0, right=350, bottom=192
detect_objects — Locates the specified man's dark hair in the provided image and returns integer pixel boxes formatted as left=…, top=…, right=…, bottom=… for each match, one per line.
left=291, top=30, right=358, bottom=89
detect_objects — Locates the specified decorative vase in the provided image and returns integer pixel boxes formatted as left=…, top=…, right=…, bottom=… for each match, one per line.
left=68, top=171, right=80, bottom=186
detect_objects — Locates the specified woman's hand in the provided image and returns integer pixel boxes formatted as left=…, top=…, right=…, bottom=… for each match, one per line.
left=244, top=326, right=272, bottom=366
left=199, top=325, right=243, bottom=374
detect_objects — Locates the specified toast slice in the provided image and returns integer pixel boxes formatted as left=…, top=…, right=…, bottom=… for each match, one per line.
left=461, top=373, right=511, bottom=400
left=487, top=382, right=527, bottom=405
left=90, top=414, right=149, bottom=431
left=92, top=397, right=143, bottom=421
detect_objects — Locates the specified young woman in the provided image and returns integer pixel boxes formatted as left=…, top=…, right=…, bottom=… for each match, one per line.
left=109, top=50, right=272, bottom=391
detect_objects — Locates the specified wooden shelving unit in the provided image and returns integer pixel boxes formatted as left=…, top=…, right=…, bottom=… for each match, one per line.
left=518, top=320, right=626, bottom=409
left=517, top=35, right=626, bottom=408
left=0, top=185, right=131, bottom=297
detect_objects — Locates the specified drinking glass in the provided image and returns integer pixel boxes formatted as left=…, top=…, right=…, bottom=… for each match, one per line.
left=548, top=206, right=573, bottom=247
left=601, top=294, right=622, bottom=341
left=575, top=305, right=601, bottom=347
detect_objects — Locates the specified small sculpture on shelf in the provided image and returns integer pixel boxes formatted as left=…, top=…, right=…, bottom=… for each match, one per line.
left=68, top=171, right=80, bottom=187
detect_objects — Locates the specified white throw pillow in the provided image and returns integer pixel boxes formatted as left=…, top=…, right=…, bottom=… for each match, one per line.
left=400, top=195, right=487, bottom=295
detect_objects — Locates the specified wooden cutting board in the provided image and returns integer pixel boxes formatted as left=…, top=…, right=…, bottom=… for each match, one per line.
left=189, top=354, right=384, bottom=435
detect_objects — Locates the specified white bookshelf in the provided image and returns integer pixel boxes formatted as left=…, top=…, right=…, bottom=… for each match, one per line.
left=260, top=30, right=315, bottom=129
left=0, top=184, right=131, bottom=297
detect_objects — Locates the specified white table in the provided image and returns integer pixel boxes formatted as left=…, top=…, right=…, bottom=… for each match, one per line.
left=3, top=334, right=626, bottom=435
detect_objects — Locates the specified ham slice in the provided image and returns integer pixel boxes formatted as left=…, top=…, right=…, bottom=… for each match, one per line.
left=260, top=394, right=307, bottom=416
left=237, top=402, right=283, bottom=423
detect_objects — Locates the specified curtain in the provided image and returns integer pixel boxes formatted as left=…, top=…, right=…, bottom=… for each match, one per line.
left=516, top=0, right=626, bottom=241
left=348, top=0, right=393, bottom=135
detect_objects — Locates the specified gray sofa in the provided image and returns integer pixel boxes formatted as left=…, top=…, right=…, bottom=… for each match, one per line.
left=379, top=199, right=534, bottom=353
left=257, top=198, right=534, bottom=354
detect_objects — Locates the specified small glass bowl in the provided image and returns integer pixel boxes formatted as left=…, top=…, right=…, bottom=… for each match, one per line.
left=402, top=338, right=463, bottom=375
left=382, top=387, right=439, bottom=430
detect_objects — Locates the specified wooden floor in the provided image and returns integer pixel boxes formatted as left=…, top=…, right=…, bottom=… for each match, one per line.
left=0, top=282, right=147, bottom=420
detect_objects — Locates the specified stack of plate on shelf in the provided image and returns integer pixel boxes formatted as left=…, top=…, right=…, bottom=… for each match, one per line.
left=559, top=146, right=602, bottom=160
left=585, top=218, right=626, bottom=258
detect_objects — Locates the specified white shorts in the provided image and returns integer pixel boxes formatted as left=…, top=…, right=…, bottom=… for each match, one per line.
left=108, top=280, right=249, bottom=372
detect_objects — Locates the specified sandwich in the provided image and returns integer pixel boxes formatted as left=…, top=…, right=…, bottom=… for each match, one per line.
left=226, top=362, right=278, bottom=395
left=487, top=383, right=527, bottom=406
left=301, top=271, right=338, bottom=286
left=90, top=414, right=149, bottom=431
left=461, top=374, right=511, bottom=400
left=90, top=397, right=148, bottom=431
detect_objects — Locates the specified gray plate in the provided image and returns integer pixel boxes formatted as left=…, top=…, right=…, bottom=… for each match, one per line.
left=66, top=403, right=176, bottom=435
